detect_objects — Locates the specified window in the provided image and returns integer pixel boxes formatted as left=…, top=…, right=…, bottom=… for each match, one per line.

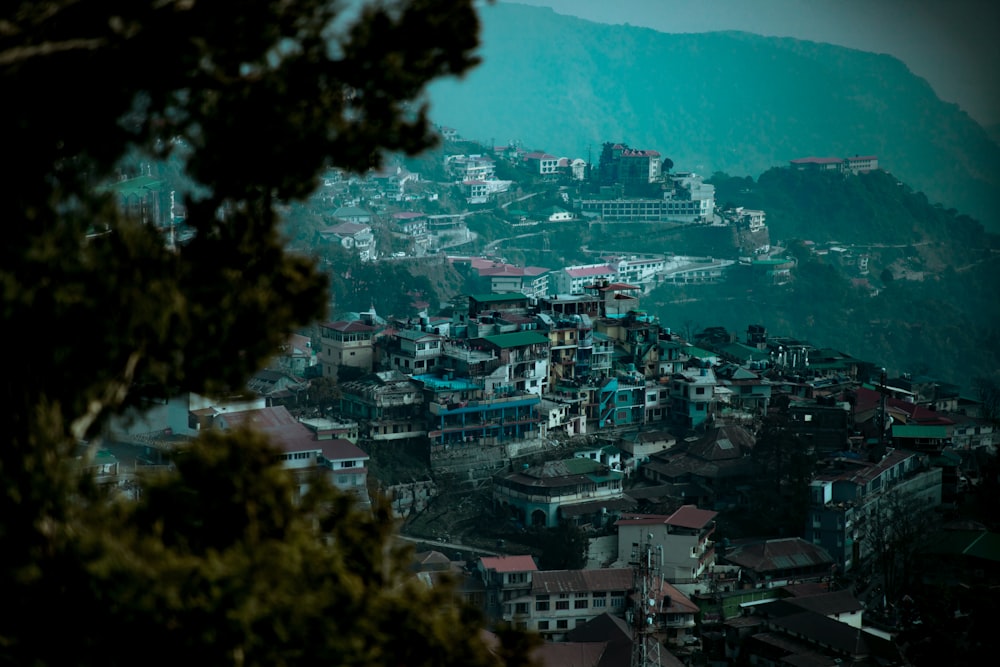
left=556, top=601, right=569, bottom=610
left=611, top=592, right=625, bottom=608
left=556, top=620, right=568, bottom=629
left=515, top=603, right=529, bottom=614
left=574, top=599, right=588, bottom=609
left=593, top=598, right=606, bottom=608
left=535, top=601, right=549, bottom=612
left=537, top=621, right=549, bottom=631
left=696, top=387, right=705, bottom=395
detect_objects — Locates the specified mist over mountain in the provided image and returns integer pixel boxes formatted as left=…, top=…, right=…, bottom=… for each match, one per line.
left=427, top=2, right=1000, bottom=230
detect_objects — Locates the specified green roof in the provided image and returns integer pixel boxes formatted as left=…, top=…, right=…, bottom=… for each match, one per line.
left=482, top=331, right=550, bottom=348
left=924, top=530, right=1000, bottom=562
left=469, top=293, right=528, bottom=303
left=717, top=342, right=770, bottom=361
left=686, top=346, right=716, bottom=359
left=561, top=458, right=603, bottom=474
left=103, top=174, right=166, bottom=197
left=891, top=425, right=949, bottom=439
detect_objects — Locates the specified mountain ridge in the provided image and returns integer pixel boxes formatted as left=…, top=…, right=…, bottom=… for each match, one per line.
left=427, top=2, right=1000, bottom=230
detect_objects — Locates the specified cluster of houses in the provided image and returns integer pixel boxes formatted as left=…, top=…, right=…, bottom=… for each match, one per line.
left=93, top=133, right=999, bottom=665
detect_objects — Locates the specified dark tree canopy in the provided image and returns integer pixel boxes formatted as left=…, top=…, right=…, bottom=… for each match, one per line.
left=1, top=1, right=532, bottom=665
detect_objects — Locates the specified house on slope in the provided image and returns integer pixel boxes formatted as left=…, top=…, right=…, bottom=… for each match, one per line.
left=493, top=457, right=628, bottom=530
left=216, top=405, right=370, bottom=507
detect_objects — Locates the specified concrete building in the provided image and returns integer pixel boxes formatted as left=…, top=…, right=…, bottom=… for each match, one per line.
left=615, top=505, right=718, bottom=583
left=318, top=319, right=377, bottom=377
left=493, top=457, right=626, bottom=529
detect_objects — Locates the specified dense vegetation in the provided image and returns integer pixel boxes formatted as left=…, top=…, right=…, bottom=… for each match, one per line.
left=427, top=1, right=1000, bottom=232
left=1, top=1, right=534, bottom=665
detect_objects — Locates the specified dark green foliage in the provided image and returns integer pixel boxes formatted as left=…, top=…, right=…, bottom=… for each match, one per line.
left=428, top=2, right=1000, bottom=231
left=537, top=522, right=589, bottom=571
left=746, top=398, right=817, bottom=537
left=329, top=258, right=441, bottom=316
left=1, top=1, right=530, bottom=664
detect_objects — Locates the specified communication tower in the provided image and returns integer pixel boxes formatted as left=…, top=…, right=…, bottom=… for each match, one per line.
left=629, top=534, right=663, bottom=667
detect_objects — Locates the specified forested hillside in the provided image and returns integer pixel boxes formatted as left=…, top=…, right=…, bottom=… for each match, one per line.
left=427, top=1, right=1000, bottom=231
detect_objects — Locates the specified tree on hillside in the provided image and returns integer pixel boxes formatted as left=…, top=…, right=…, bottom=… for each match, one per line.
left=537, top=522, right=589, bottom=571
left=1, top=1, right=535, bottom=665
left=862, top=489, right=937, bottom=601
left=748, top=397, right=817, bottom=537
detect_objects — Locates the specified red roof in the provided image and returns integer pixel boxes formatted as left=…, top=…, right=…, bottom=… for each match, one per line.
left=566, top=265, right=615, bottom=278
left=589, top=282, right=640, bottom=292
left=322, top=320, right=376, bottom=333
left=480, top=554, right=537, bottom=573
left=615, top=513, right=671, bottom=527
left=322, top=221, right=369, bottom=235
left=790, top=157, right=843, bottom=165
left=666, top=504, right=718, bottom=529
left=318, top=438, right=368, bottom=462
left=853, top=386, right=953, bottom=425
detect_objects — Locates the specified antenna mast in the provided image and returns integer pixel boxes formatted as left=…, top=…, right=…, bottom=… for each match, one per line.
left=630, top=534, right=663, bottom=667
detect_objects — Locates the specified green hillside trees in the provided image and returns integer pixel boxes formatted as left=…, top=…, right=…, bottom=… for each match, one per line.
left=0, top=1, right=532, bottom=665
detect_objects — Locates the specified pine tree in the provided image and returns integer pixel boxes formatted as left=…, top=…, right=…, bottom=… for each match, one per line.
left=0, top=1, right=535, bottom=664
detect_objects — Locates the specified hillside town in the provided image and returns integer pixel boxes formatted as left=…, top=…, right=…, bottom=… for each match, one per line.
left=95, top=129, right=996, bottom=667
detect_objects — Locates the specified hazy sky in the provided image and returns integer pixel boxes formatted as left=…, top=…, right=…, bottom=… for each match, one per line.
left=505, top=0, right=1000, bottom=127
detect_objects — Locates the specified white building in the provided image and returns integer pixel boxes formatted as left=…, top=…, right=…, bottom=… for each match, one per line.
left=446, top=154, right=496, bottom=181
left=554, top=264, right=618, bottom=295
left=664, top=172, right=715, bottom=223
left=523, top=151, right=559, bottom=175
left=615, top=505, right=718, bottom=583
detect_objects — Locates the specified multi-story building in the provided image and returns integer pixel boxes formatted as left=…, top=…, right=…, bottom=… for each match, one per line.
left=553, top=264, right=618, bottom=295
left=477, top=554, right=538, bottom=624
left=594, top=376, right=647, bottom=430
left=479, top=331, right=550, bottom=396
left=610, top=255, right=667, bottom=293
left=318, top=220, right=376, bottom=261
left=445, top=154, right=496, bottom=181
left=577, top=197, right=672, bottom=223
left=714, top=363, right=772, bottom=418
left=788, top=155, right=879, bottom=175
left=617, top=147, right=663, bottom=186
left=318, top=319, right=377, bottom=377
left=508, top=568, right=634, bottom=638
left=615, top=505, right=718, bottom=583
left=390, top=211, right=428, bottom=238
left=424, top=375, right=541, bottom=448
left=493, top=457, right=626, bottom=529
left=522, top=151, right=559, bottom=176
left=806, top=448, right=942, bottom=572
left=381, top=327, right=444, bottom=375
left=476, top=263, right=551, bottom=299
left=640, top=424, right=757, bottom=509
left=593, top=307, right=660, bottom=378
left=668, top=366, right=718, bottom=430
left=664, top=172, right=716, bottom=223
left=215, top=405, right=370, bottom=508
left=461, top=178, right=513, bottom=204
left=337, top=370, right=426, bottom=442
